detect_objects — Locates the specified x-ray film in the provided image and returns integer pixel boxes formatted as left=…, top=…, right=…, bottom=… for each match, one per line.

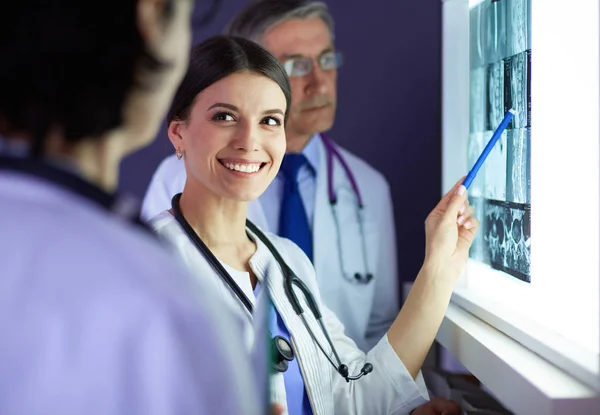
left=485, top=0, right=507, bottom=64
left=506, top=128, right=530, bottom=204
left=468, top=196, right=488, bottom=265
left=527, top=49, right=531, bottom=127
left=470, top=67, right=487, bottom=133
left=506, top=0, right=530, bottom=57
left=467, top=132, right=486, bottom=196
left=505, top=51, right=529, bottom=129
left=469, top=0, right=531, bottom=282
left=487, top=61, right=504, bottom=130
left=483, top=130, right=507, bottom=200
left=483, top=200, right=531, bottom=282
left=470, top=4, right=486, bottom=69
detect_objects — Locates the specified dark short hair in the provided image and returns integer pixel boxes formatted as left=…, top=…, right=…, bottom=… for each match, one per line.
left=168, top=36, right=292, bottom=124
left=0, top=1, right=172, bottom=151
left=224, top=0, right=334, bottom=43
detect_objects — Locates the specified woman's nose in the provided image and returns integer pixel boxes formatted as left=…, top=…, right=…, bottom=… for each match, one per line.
left=233, top=123, right=259, bottom=152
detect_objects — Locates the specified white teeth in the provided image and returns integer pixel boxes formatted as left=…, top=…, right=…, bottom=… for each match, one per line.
left=223, top=162, right=261, bottom=173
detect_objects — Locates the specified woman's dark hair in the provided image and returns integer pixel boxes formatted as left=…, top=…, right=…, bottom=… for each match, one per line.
left=168, top=36, right=292, bottom=124
left=0, top=1, right=174, bottom=153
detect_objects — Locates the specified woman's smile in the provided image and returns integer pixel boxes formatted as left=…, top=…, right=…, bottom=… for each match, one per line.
left=218, top=157, right=268, bottom=177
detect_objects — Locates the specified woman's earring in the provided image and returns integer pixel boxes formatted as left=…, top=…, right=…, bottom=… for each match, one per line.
left=176, top=149, right=183, bottom=160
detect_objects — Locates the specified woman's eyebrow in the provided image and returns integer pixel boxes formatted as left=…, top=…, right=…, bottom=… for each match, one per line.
left=208, top=103, right=283, bottom=116
left=207, top=102, right=238, bottom=112
left=262, top=109, right=284, bottom=116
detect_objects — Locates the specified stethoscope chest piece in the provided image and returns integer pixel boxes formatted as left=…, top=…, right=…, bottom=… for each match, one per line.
left=353, top=272, right=373, bottom=283
left=271, top=335, right=295, bottom=373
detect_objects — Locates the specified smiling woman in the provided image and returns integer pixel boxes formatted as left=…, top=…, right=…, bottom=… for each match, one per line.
left=147, top=34, right=478, bottom=415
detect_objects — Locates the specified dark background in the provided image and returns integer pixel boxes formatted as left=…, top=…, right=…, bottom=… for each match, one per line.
left=119, top=0, right=443, bottom=286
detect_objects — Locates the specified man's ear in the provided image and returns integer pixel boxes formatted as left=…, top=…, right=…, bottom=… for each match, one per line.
left=167, top=120, right=185, bottom=152
left=136, top=0, right=167, bottom=46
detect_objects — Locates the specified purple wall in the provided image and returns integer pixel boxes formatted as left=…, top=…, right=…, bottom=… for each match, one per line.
left=119, top=0, right=442, bottom=284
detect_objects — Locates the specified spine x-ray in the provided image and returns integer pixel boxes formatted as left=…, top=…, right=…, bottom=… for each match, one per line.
left=468, top=0, right=531, bottom=282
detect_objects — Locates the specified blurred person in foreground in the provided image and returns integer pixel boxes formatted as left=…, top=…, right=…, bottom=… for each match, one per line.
left=0, top=1, right=260, bottom=414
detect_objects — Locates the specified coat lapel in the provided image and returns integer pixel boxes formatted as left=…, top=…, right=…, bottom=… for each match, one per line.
left=312, top=136, right=337, bottom=280
left=261, top=254, right=333, bottom=415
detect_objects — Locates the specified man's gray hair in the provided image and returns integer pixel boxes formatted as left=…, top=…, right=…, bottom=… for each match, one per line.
left=224, top=0, right=335, bottom=44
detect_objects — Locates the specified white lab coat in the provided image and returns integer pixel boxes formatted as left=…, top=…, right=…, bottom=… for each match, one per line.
left=141, top=136, right=399, bottom=352
left=150, top=211, right=428, bottom=415
left=0, top=167, right=260, bottom=415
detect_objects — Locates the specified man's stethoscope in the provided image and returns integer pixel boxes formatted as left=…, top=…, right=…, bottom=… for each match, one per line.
left=320, top=134, right=374, bottom=284
left=171, top=193, right=373, bottom=382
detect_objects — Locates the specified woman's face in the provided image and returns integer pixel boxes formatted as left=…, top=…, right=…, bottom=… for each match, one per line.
left=170, top=72, right=287, bottom=202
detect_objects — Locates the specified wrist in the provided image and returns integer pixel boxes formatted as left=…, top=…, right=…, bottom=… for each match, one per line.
left=417, top=259, right=456, bottom=292
left=419, top=258, right=443, bottom=280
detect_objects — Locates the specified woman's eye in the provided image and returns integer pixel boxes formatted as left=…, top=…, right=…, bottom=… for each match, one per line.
left=262, top=116, right=282, bottom=126
left=212, top=112, right=235, bottom=122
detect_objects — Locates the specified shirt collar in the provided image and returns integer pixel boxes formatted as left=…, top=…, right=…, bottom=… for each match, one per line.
left=275, top=133, right=321, bottom=180
left=0, top=135, right=81, bottom=175
left=302, top=133, right=321, bottom=175
left=0, top=136, right=146, bottom=231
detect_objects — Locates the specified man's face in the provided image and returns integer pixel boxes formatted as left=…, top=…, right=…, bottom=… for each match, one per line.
left=261, top=17, right=338, bottom=139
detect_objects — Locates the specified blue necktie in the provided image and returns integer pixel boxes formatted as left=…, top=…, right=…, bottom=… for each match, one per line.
left=278, top=153, right=313, bottom=261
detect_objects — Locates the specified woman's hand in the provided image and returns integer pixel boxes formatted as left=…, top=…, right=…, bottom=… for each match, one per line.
left=423, top=177, right=479, bottom=281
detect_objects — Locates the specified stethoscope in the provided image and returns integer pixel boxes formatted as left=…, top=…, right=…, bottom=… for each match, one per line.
left=171, top=193, right=373, bottom=382
left=320, top=134, right=373, bottom=284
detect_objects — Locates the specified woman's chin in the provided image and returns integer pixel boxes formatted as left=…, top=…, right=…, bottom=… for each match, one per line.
left=222, top=186, right=266, bottom=204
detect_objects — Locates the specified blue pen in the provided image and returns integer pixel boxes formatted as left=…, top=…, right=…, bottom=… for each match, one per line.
left=463, top=108, right=516, bottom=189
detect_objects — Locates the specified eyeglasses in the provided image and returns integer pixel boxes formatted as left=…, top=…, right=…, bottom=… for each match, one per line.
left=282, top=51, right=343, bottom=78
